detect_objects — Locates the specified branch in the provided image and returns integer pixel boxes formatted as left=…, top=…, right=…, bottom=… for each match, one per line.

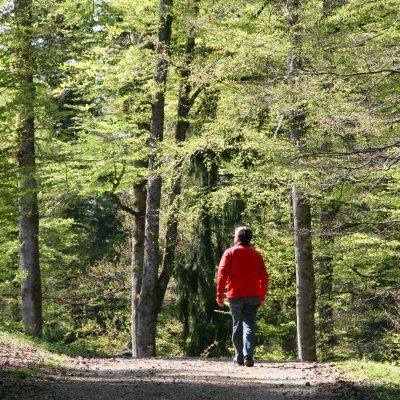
left=252, top=1, right=269, bottom=19
left=0, top=143, right=18, bottom=155
left=105, top=163, right=140, bottom=215
left=108, top=192, right=138, bottom=216
left=294, top=140, right=400, bottom=159
left=331, top=290, right=361, bottom=296
left=338, top=219, right=400, bottom=230
left=350, top=267, right=374, bottom=279
left=273, top=115, right=285, bottom=138
left=301, top=68, right=400, bottom=78
left=189, top=84, right=206, bottom=106
left=111, top=164, right=126, bottom=191
left=349, top=18, right=400, bottom=48
left=274, top=177, right=288, bottom=187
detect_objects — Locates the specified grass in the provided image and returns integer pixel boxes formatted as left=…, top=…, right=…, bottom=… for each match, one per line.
left=0, top=368, right=42, bottom=379
left=337, top=360, right=400, bottom=400
left=0, top=323, right=109, bottom=358
left=32, top=339, right=110, bottom=358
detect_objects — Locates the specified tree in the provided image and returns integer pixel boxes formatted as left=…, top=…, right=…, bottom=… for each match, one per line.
left=286, top=0, right=316, bottom=361
left=159, top=0, right=199, bottom=333
left=13, top=0, right=42, bottom=337
left=136, top=0, right=174, bottom=357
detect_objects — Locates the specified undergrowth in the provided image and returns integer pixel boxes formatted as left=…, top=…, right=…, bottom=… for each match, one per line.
left=337, top=360, right=400, bottom=400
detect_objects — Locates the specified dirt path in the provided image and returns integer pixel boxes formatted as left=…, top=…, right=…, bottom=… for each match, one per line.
left=0, top=334, right=345, bottom=400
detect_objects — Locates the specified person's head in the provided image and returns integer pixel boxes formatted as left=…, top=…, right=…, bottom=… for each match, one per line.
left=234, top=226, right=252, bottom=245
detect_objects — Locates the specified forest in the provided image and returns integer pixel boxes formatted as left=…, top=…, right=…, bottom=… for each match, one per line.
left=0, top=0, right=399, bottom=366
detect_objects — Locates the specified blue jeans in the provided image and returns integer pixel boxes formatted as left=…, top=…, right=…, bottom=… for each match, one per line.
left=228, top=297, right=260, bottom=362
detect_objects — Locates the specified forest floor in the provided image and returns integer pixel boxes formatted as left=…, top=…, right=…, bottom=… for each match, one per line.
left=0, top=332, right=358, bottom=400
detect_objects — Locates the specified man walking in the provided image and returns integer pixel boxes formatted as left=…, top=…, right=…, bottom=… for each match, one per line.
left=216, top=226, right=269, bottom=367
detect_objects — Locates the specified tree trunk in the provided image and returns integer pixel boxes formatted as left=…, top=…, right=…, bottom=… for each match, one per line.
left=286, top=0, right=317, bottom=361
left=136, top=0, right=174, bottom=357
left=15, top=0, right=42, bottom=337
left=292, top=187, right=316, bottom=361
left=131, top=176, right=147, bottom=357
left=158, top=1, right=198, bottom=307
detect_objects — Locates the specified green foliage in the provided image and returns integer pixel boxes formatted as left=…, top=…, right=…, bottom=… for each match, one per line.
left=156, top=297, right=185, bottom=357
left=338, top=360, right=400, bottom=400
left=0, top=0, right=399, bottom=361
left=41, top=255, right=132, bottom=356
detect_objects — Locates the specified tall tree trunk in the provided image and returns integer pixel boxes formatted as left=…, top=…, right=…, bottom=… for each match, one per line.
left=318, top=202, right=339, bottom=359
left=158, top=1, right=199, bottom=308
left=292, top=187, right=316, bottom=361
left=286, top=0, right=317, bottom=361
left=131, top=174, right=147, bottom=357
left=136, top=0, right=174, bottom=357
left=15, top=0, right=42, bottom=337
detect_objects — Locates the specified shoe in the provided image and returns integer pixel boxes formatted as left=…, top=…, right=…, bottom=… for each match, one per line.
left=234, top=360, right=244, bottom=366
left=244, top=357, right=254, bottom=367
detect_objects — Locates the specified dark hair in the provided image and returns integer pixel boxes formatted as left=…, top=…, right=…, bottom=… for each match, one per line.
left=235, top=226, right=252, bottom=245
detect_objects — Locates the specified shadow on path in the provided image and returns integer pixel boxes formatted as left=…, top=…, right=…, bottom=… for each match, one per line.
left=1, top=365, right=342, bottom=400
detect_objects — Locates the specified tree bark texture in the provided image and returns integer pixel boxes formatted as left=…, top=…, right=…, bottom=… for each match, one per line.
left=15, top=0, right=42, bottom=337
left=137, top=0, right=173, bottom=357
left=287, top=0, right=317, bottom=361
left=292, top=187, right=317, bottom=361
left=131, top=176, right=147, bottom=358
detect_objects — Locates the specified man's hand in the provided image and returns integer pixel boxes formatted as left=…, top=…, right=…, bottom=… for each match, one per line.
left=217, top=298, right=225, bottom=307
left=260, top=299, right=265, bottom=307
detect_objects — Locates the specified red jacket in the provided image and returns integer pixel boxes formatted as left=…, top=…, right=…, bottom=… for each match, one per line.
left=216, top=244, right=269, bottom=302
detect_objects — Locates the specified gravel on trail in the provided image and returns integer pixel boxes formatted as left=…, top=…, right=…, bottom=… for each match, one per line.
left=0, top=333, right=345, bottom=400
